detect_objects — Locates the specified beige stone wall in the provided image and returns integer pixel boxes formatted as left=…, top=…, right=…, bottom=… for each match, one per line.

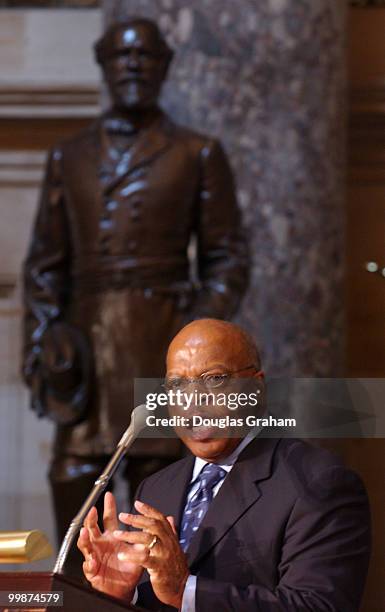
left=0, top=9, right=101, bottom=118
left=0, top=1, right=99, bottom=7
left=0, top=7, right=101, bottom=568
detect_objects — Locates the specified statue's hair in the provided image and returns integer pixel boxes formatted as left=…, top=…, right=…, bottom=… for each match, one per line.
left=94, top=18, right=174, bottom=65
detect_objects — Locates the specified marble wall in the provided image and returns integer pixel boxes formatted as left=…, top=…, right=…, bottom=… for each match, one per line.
left=350, top=1, right=385, bottom=5
left=103, top=0, right=347, bottom=376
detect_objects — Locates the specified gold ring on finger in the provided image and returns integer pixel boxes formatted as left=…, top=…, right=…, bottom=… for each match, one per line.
left=148, top=535, right=158, bottom=550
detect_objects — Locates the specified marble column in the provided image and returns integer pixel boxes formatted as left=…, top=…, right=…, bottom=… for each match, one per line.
left=102, top=0, right=347, bottom=376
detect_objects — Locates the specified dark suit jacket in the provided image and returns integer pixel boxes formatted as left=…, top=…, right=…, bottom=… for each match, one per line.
left=134, top=437, right=371, bottom=611
left=22, top=109, right=249, bottom=456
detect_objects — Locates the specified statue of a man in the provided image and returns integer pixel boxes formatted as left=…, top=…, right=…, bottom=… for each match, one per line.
left=22, top=18, right=249, bottom=572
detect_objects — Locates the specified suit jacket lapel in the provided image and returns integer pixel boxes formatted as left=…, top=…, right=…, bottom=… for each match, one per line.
left=63, top=121, right=104, bottom=216
left=151, top=454, right=195, bottom=531
left=186, top=437, right=281, bottom=571
left=100, top=112, right=173, bottom=196
left=128, top=115, right=172, bottom=175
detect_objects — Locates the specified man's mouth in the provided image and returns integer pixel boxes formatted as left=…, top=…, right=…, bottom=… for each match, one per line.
left=190, top=424, right=216, bottom=441
left=185, top=411, right=218, bottom=441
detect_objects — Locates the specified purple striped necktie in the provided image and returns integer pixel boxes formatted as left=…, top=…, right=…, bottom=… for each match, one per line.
left=179, top=463, right=227, bottom=552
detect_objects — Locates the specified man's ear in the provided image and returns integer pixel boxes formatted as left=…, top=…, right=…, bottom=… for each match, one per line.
left=252, top=372, right=266, bottom=402
left=166, top=516, right=177, bottom=535
left=253, top=369, right=265, bottom=379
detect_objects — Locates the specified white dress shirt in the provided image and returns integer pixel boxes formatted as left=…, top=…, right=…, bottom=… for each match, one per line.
left=181, top=426, right=263, bottom=612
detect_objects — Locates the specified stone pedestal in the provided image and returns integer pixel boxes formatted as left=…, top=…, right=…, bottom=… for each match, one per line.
left=102, top=0, right=346, bottom=376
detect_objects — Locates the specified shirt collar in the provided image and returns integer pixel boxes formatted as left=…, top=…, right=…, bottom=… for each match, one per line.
left=190, top=425, right=263, bottom=483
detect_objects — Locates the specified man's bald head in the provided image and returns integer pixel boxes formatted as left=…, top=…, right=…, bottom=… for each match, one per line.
left=166, top=319, right=263, bottom=462
left=167, top=318, right=261, bottom=376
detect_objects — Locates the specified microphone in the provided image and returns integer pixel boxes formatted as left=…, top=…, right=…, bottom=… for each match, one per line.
left=53, top=404, right=149, bottom=574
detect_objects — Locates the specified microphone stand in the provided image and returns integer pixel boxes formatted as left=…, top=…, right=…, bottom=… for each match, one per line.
left=53, top=405, right=147, bottom=574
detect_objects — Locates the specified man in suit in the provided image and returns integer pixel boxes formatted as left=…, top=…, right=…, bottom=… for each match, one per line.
left=22, top=18, right=248, bottom=570
left=77, top=319, right=371, bottom=611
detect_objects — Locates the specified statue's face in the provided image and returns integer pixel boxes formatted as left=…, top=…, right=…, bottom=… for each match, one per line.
left=102, top=24, right=168, bottom=111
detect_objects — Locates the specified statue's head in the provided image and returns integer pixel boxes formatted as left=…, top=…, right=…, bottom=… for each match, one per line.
left=94, top=18, right=174, bottom=111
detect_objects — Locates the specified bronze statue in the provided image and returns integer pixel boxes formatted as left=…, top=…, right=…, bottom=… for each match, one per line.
left=22, top=18, right=249, bottom=573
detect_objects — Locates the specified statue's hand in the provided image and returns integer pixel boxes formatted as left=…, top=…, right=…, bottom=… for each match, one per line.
left=77, top=492, right=143, bottom=601
left=41, top=322, right=81, bottom=391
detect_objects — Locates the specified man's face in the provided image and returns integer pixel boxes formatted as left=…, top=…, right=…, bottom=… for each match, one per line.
left=166, top=326, right=263, bottom=463
left=102, top=24, right=168, bottom=111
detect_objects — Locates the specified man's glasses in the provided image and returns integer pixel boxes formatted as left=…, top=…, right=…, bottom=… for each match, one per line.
left=163, top=365, right=263, bottom=392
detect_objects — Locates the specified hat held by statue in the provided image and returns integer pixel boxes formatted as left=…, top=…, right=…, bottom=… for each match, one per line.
left=38, top=321, right=93, bottom=426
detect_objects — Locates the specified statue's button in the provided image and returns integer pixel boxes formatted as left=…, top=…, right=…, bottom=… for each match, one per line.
left=128, top=240, right=137, bottom=251
left=106, top=200, right=118, bottom=211
left=100, top=218, right=113, bottom=231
